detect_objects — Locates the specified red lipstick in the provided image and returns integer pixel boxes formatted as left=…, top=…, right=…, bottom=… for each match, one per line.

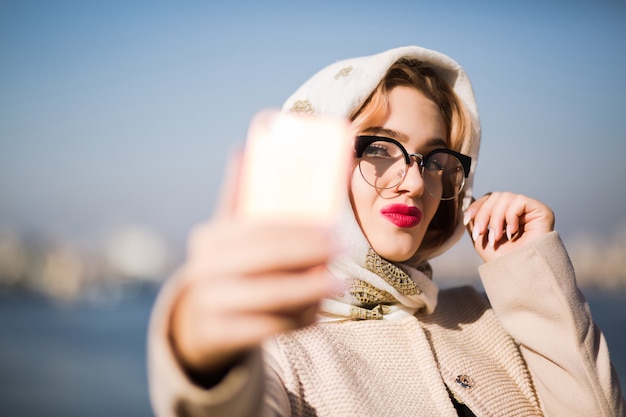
left=380, top=204, right=423, bottom=228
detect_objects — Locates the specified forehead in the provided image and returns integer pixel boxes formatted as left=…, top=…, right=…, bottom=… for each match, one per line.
left=363, top=87, right=447, bottom=147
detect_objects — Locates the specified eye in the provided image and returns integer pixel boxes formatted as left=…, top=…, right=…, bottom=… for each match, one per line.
left=361, top=141, right=403, bottom=159
left=424, top=151, right=448, bottom=171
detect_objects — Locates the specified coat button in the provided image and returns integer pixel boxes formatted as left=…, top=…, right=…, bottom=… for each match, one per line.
left=455, top=374, right=474, bottom=389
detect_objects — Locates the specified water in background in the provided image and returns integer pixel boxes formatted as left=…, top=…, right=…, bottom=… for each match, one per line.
left=0, top=286, right=624, bottom=417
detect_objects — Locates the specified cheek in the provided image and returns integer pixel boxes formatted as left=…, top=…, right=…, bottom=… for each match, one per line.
left=349, top=168, right=372, bottom=228
left=423, top=196, right=441, bottom=225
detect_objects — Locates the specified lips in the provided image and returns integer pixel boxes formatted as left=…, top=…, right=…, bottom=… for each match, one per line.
left=380, top=204, right=423, bottom=228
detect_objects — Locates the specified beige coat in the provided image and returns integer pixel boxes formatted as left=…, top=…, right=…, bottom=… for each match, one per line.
left=148, top=232, right=625, bottom=416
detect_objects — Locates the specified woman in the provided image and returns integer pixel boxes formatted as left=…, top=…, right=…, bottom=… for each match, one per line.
left=148, top=46, right=625, bottom=416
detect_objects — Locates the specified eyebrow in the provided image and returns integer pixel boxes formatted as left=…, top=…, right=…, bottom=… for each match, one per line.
left=362, top=127, right=447, bottom=148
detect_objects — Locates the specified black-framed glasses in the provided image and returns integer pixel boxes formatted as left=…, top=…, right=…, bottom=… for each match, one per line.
left=355, top=135, right=472, bottom=200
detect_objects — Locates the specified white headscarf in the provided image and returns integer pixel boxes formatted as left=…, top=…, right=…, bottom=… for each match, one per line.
left=282, top=46, right=481, bottom=321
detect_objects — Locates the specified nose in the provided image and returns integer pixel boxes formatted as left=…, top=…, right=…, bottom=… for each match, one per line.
left=397, top=156, right=426, bottom=196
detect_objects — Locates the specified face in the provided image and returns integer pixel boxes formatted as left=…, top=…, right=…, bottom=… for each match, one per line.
left=350, top=86, right=447, bottom=262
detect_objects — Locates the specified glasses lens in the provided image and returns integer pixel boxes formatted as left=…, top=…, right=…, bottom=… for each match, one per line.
left=358, top=139, right=466, bottom=200
left=358, top=140, right=406, bottom=189
left=423, top=151, right=466, bottom=200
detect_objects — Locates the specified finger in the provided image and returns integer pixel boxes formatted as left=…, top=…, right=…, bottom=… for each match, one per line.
left=464, top=193, right=491, bottom=222
left=186, top=222, right=338, bottom=277
left=470, top=193, right=498, bottom=242
left=464, top=194, right=488, bottom=236
left=214, top=146, right=245, bottom=219
left=196, top=306, right=322, bottom=355
left=463, top=198, right=477, bottom=227
left=504, top=194, right=527, bottom=240
left=175, top=302, right=321, bottom=371
left=188, top=268, right=337, bottom=315
left=486, top=192, right=517, bottom=244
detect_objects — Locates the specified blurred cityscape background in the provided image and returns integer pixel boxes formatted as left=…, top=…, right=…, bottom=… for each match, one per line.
left=1, top=1, right=625, bottom=416
left=2, top=219, right=626, bottom=302
left=2, top=0, right=625, bottom=300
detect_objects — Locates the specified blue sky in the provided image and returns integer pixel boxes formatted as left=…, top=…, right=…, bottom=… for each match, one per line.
left=1, top=0, right=625, bottom=248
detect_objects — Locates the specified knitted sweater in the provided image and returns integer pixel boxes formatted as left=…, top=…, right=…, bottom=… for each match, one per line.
left=267, top=287, right=540, bottom=416
left=148, top=232, right=625, bottom=416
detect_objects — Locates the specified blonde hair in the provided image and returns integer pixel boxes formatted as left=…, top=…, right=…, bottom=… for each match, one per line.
left=351, top=58, right=474, bottom=264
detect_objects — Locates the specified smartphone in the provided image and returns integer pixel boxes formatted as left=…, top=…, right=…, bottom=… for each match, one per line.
left=237, top=109, right=353, bottom=224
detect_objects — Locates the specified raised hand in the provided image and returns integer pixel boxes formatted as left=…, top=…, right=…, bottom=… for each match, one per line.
left=463, top=192, right=555, bottom=263
left=169, top=153, right=340, bottom=375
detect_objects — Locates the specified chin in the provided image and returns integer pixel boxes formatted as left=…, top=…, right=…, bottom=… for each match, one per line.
left=388, top=254, right=415, bottom=263
left=374, top=245, right=418, bottom=263
left=361, top=221, right=425, bottom=264
left=376, top=232, right=423, bottom=263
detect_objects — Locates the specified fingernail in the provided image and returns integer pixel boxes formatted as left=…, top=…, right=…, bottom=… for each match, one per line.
left=472, top=222, right=481, bottom=242
left=463, top=211, right=471, bottom=226
left=488, top=229, right=495, bottom=246
left=506, top=225, right=512, bottom=241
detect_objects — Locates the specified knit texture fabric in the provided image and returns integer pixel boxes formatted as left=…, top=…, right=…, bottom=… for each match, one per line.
left=268, top=286, right=542, bottom=417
